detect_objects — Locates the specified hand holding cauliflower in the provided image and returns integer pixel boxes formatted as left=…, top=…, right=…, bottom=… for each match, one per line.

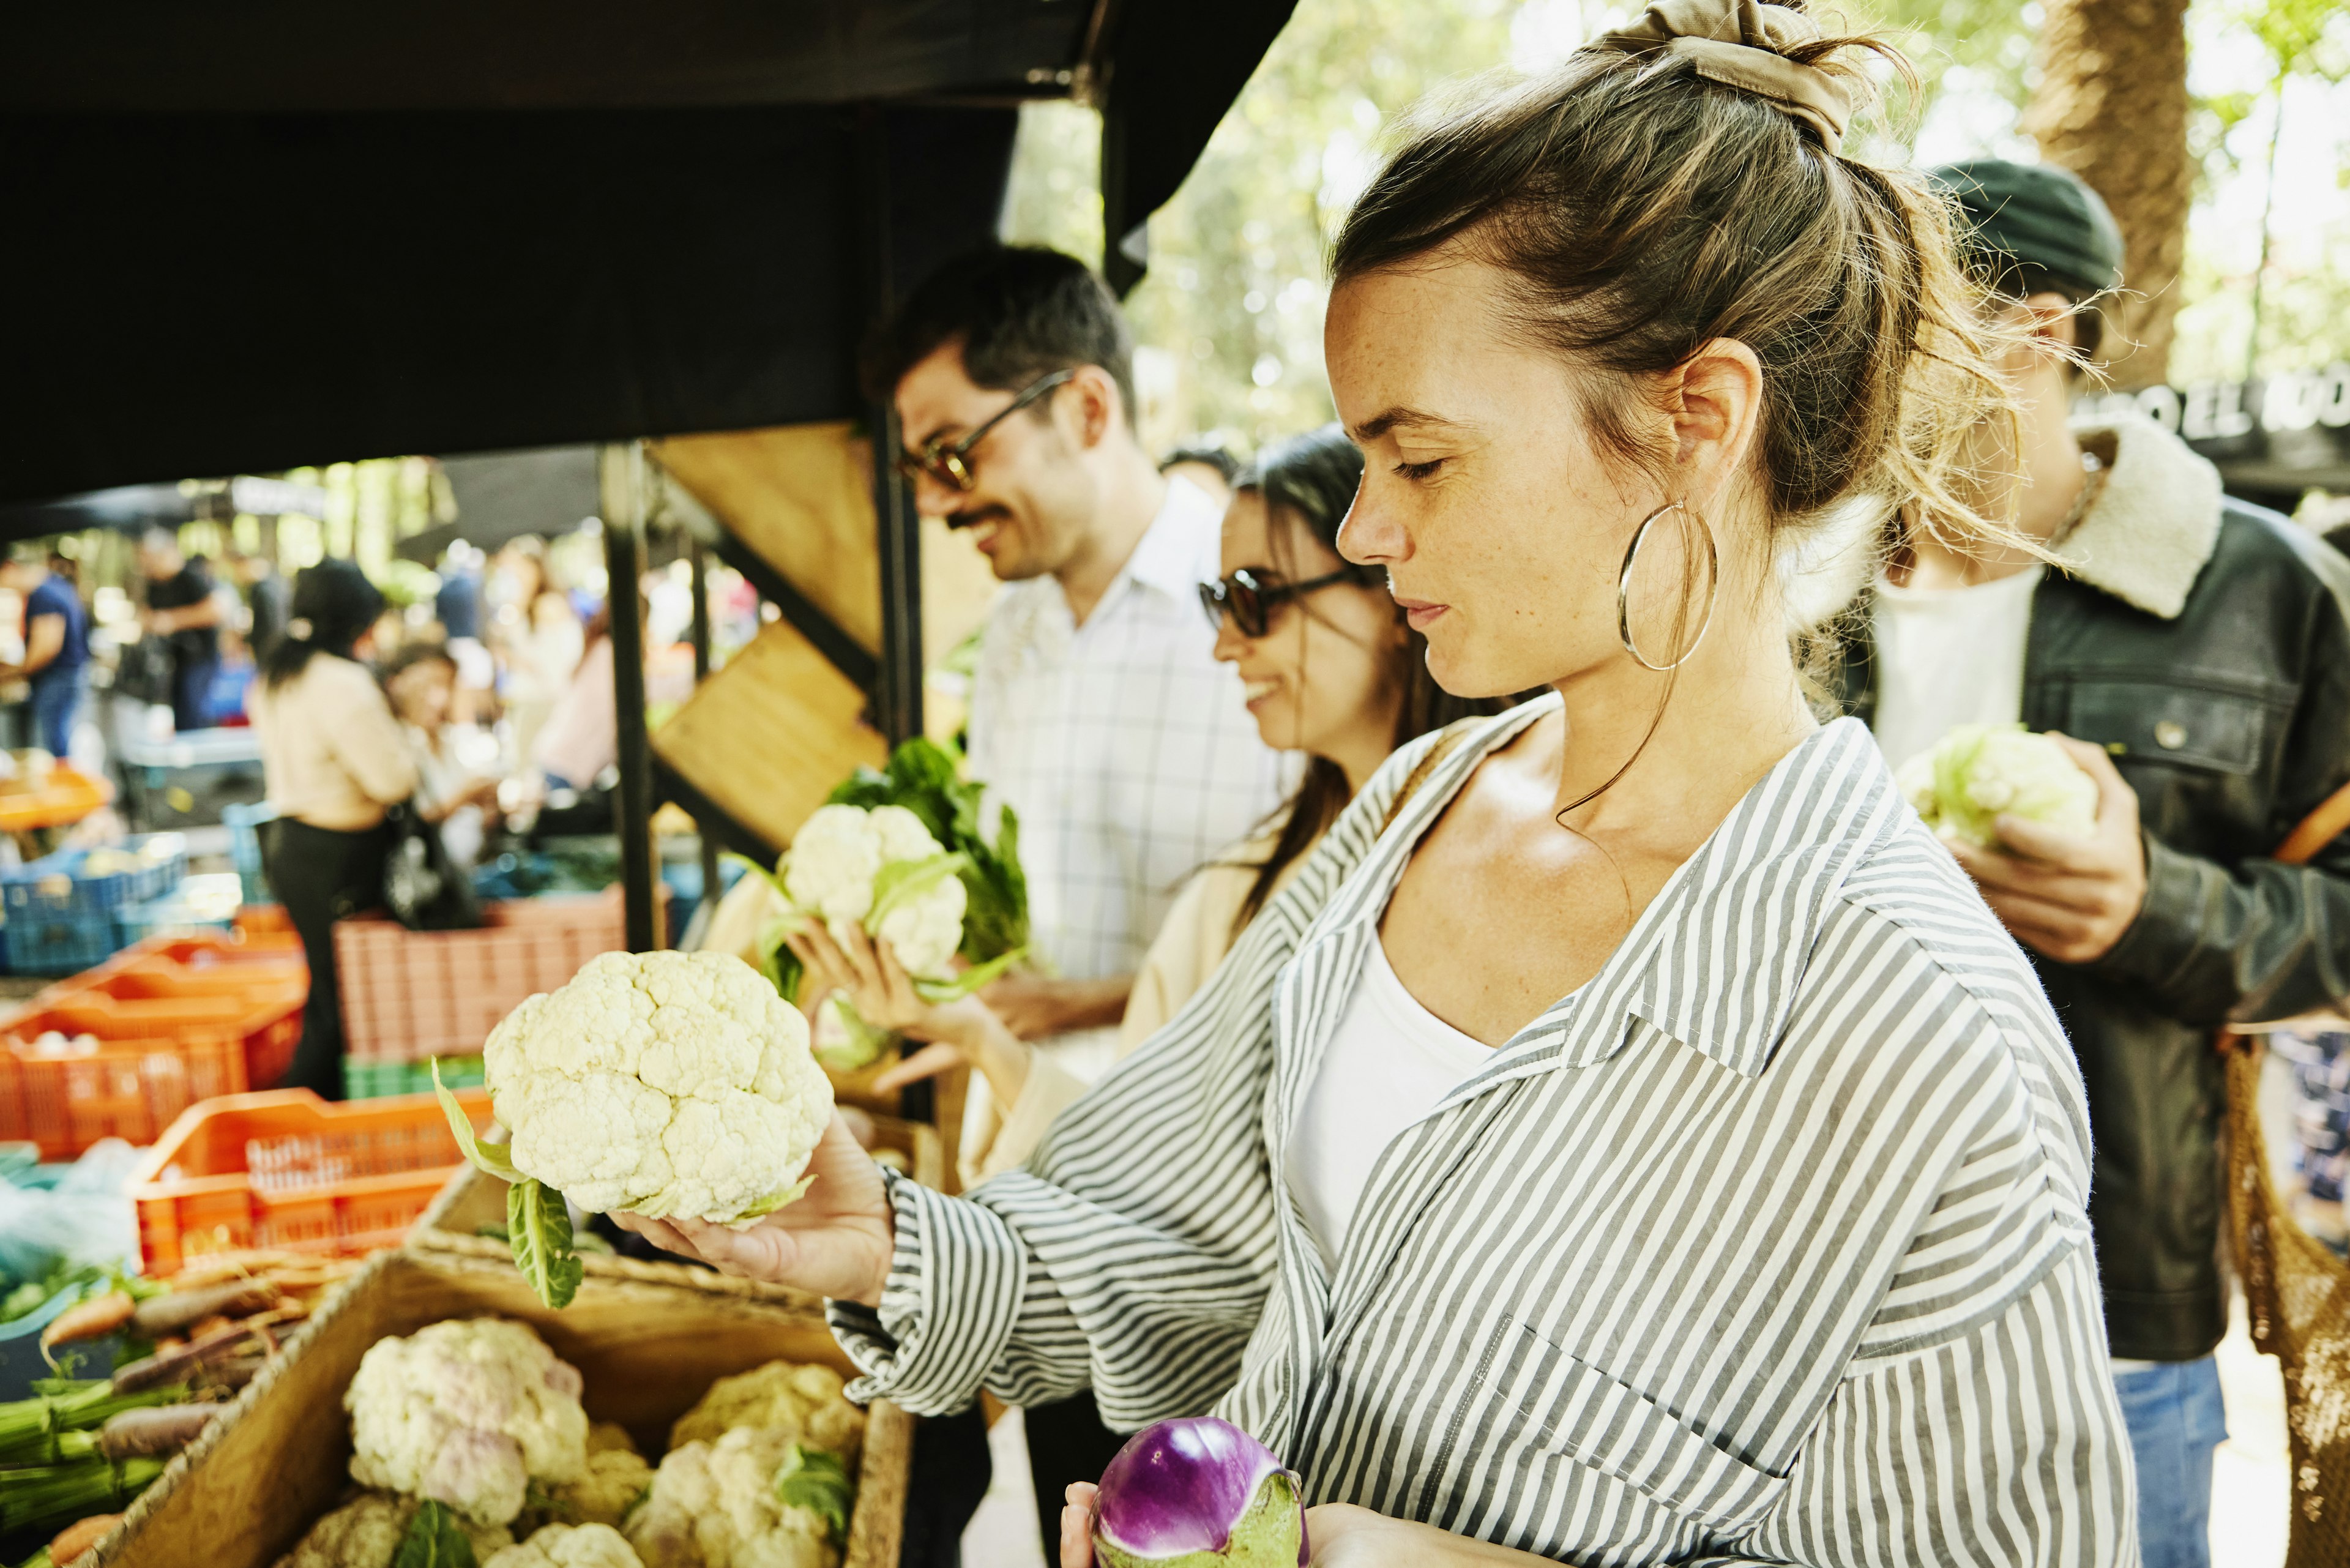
left=1898, top=723, right=2098, bottom=848
left=783, top=805, right=967, bottom=979
left=438, top=950, right=835, bottom=1307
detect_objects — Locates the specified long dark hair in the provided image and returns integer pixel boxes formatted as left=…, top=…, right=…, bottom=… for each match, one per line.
left=1231, top=425, right=1520, bottom=932
left=261, top=559, right=385, bottom=690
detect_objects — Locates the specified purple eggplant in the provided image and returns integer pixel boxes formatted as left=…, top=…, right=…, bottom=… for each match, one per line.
left=1091, top=1417, right=1308, bottom=1567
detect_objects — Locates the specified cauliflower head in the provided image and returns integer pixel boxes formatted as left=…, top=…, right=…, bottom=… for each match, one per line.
left=547, top=1452, right=655, bottom=1530
left=669, top=1361, right=865, bottom=1462
left=625, top=1428, right=841, bottom=1568
left=483, top=950, right=832, bottom=1221
left=1901, top=723, right=2098, bottom=849
left=781, top=804, right=965, bottom=976
left=485, top=1523, right=646, bottom=1568
left=346, top=1318, right=590, bottom=1526
left=272, top=1491, right=513, bottom=1568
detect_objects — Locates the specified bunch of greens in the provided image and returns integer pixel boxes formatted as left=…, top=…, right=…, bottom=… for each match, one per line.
left=752, top=737, right=1029, bottom=1020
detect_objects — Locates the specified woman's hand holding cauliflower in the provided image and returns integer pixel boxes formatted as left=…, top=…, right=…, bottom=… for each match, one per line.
left=610, top=1112, right=893, bottom=1306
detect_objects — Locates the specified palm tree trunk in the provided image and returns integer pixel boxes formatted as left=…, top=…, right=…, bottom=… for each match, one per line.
left=2021, top=0, right=2195, bottom=388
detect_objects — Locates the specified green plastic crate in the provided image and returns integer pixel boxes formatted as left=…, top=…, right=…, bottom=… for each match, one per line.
left=343, top=1055, right=485, bottom=1099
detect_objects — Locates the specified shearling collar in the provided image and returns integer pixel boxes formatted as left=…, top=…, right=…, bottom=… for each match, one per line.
left=2056, top=411, right=2224, bottom=621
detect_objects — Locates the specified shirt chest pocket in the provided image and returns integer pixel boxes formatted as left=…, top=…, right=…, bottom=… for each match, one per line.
left=2051, top=678, right=2285, bottom=777
left=1468, top=1320, right=1790, bottom=1538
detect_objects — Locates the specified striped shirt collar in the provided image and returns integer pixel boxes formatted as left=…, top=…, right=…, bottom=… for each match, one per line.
left=1317, top=697, right=1901, bottom=1088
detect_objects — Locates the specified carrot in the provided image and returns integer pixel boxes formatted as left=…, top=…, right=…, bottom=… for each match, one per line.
left=47, top=1513, right=122, bottom=1563
left=94, top=1403, right=217, bottom=1460
left=130, top=1280, right=275, bottom=1338
left=40, top=1293, right=135, bottom=1351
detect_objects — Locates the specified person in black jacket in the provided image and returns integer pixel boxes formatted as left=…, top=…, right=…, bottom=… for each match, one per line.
left=1826, top=158, right=2350, bottom=1568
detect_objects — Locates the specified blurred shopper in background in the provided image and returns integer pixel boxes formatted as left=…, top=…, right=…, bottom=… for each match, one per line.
left=796, top=424, right=1520, bottom=1179
left=531, top=592, right=649, bottom=792
left=1158, top=442, right=1242, bottom=512
left=233, top=546, right=292, bottom=659
left=0, top=541, right=91, bottom=758
left=1835, top=159, right=2350, bottom=1568
left=137, top=528, right=226, bottom=733
left=382, top=641, right=501, bottom=870
left=490, top=537, right=583, bottom=764
left=250, top=561, right=418, bottom=1099
left=860, top=243, right=1288, bottom=1534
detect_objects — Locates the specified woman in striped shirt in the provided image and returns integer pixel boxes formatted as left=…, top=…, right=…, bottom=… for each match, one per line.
left=621, top=3, right=2137, bottom=1561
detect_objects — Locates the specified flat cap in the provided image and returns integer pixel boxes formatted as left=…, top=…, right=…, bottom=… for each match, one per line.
left=1928, top=158, right=2125, bottom=296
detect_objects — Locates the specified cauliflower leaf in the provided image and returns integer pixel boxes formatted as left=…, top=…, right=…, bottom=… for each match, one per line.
left=510, top=1179, right=586, bottom=1312
left=393, top=1501, right=480, bottom=1568
left=771, top=1446, right=852, bottom=1548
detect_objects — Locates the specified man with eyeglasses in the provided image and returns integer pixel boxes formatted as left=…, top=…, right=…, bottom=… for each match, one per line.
left=864, top=244, right=1289, bottom=1531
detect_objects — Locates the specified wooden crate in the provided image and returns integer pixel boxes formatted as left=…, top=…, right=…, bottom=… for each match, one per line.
left=95, top=1248, right=909, bottom=1568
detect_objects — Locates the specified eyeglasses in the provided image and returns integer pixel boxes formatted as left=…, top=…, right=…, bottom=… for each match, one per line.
left=892, top=369, right=1076, bottom=495
left=1197, top=567, right=1363, bottom=638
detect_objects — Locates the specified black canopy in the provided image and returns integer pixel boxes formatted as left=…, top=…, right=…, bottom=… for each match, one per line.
left=0, top=1, right=1297, bottom=504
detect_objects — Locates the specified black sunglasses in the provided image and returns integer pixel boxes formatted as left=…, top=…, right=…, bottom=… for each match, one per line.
left=893, top=369, right=1076, bottom=495
left=1197, top=567, right=1363, bottom=637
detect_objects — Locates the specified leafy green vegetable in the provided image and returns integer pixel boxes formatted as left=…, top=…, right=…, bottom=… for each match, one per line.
left=507, top=1179, right=584, bottom=1312
left=0, top=1380, right=185, bottom=1465
left=773, top=1443, right=854, bottom=1546
left=0, top=1454, right=164, bottom=1534
left=0, top=1264, right=100, bottom=1325
left=390, top=1498, right=478, bottom=1568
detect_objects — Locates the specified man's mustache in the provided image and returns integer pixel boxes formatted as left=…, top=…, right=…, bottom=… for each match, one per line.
left=946, top=505, right=1012, bottom=532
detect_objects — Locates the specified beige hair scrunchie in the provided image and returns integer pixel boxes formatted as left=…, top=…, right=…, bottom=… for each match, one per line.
left=1599, top=0, right=1854, bottom=155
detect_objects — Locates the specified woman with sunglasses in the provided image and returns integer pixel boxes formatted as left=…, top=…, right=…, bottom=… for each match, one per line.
left=791, top=425, right=1512, bottom=1184
left=621, top=5, right=2132, bottom=1560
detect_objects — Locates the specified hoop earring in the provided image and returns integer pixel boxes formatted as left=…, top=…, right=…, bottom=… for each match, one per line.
left=1616, top=501, right=1720, bottom=672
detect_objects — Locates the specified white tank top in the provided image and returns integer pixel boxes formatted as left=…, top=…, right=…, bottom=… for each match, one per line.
left=1285, top=932, right=1494, bottom=1271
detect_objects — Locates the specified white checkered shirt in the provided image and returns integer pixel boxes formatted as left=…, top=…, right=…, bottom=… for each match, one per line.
left=968, top=476, right=1290, bottom=996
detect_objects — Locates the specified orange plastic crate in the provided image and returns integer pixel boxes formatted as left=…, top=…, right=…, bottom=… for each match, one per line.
left=127, top=1085, right=494, bottom=1272
left=99, top=928, right=306, bottom=976
left=0, top=1029, right=247, bottom=1159
left=35, top=985, right=305, bottom=1094
left=334, top=886, right=636, bottom=1064
left=0, top=764, right=113, bottom=834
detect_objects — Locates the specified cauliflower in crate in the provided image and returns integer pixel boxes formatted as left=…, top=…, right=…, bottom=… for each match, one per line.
left=486, top=1522, right=646, bottom=1568
left=669, top=1361, right=865, bottom=1460
left=273, top=1492, right=515, bottom=1567
left=345, top=1318, right=591, bottom=1527
left=436, top=949, right=834, bottom=1307
left=626, top=1430, right=852, bottom=1568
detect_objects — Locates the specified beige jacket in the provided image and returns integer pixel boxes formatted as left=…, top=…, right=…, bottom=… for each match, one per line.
left=972, top=827, right=1299, bottom=1183
left=249, top=654, right=418, bottom=830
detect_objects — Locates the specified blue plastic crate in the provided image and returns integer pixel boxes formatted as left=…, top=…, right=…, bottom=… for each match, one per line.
left=113, top=873, right=245, bottom=946
left=1, top=909, right=127, bottom=976
left=0, top=835, right=189, bottom=922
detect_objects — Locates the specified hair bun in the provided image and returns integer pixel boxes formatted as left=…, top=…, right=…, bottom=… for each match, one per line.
left=1599, top=0, right=1852, bottom=154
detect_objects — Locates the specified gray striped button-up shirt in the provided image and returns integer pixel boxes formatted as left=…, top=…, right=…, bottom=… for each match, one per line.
left=832, top=701, right=2136, bottom=1566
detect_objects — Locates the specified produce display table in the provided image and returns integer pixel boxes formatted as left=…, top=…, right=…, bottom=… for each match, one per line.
left=114, top=726, right=266, bottom=832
